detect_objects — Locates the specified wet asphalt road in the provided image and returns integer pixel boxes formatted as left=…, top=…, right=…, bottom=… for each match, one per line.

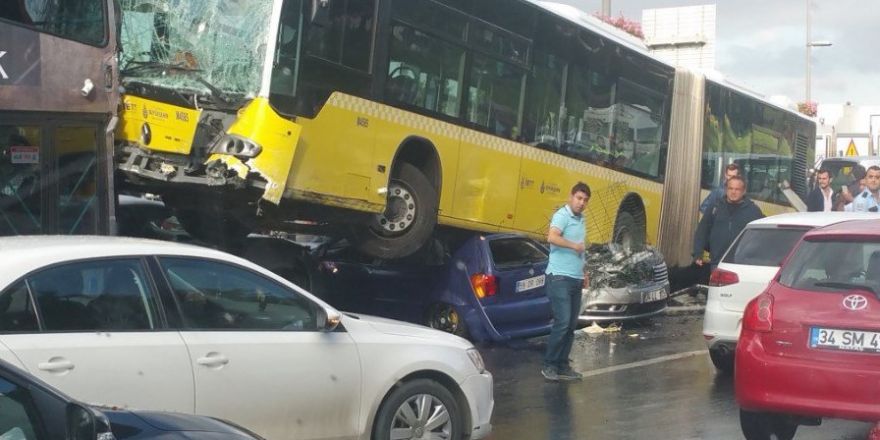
left=479, top=311, right=873, bottom=440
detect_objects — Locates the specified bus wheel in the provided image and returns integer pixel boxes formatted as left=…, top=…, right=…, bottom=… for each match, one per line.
left=356, top=163, right=438, bottom=259
left=613, top=211, right=646, bottom=251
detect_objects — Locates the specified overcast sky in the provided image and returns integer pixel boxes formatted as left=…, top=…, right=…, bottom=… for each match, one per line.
left=552, top=0, right=879, bottom=106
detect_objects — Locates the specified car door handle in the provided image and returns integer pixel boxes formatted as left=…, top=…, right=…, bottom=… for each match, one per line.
left=38, top=359, right=75, bottom=372
left=196, top=353, right=229, bottom=367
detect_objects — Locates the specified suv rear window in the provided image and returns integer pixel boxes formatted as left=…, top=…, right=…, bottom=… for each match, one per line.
left=489, top=237, right=548, bottom=269
left=722, top=227, right=810, bottom=267
left=780, top=239, right=880, bottom=292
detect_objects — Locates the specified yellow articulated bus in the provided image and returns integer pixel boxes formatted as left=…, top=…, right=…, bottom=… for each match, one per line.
left=114, top=0, right=814, bottom=267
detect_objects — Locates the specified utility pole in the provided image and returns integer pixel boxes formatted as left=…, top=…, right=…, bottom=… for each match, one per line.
left=805, top=0, right=831, bottom=104
left=602, top=0, right=611, bottom=16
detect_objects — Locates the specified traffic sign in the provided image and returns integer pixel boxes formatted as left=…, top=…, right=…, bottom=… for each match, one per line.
left=846, top=140, right=859, bottom=156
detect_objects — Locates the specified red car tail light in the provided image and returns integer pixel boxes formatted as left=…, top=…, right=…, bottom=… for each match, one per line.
left=743, top=293, right=774, bottom=333
left=470, top=273, right=497, bottom=299
left=709, top=268, right=740, bottom=287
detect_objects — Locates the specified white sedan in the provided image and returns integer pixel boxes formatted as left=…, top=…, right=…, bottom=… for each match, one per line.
left=0, top=236, right=493, bottom=440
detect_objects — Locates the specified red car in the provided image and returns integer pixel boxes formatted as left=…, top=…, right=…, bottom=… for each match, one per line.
left=736, top=219, right=880, bottom=440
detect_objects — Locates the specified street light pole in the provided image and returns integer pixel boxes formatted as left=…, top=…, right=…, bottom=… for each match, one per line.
left=805, top=0, right=832, bottom=104
left=806, top=0, right=811, bottom=103
left=602, top=0, right=611, bottom=16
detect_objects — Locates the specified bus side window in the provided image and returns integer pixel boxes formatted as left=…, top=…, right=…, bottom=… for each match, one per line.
left=465, top=55, right=525, bottom=140
left=385, top=25, right=465, bottom=118
left=305, top=0, right=375, bottom=72
left=523, top=51, right=565, bottom=153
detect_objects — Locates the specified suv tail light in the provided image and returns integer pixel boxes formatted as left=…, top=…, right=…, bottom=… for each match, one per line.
left=709, top=268, right=740, bottom=287
left=470, top=273, right=497, bottom=299
left=742, top=293, right=774, bottom=332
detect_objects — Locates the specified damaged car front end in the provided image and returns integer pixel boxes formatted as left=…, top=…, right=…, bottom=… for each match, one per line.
left=580, top=244, right=670, bottom=322
left=115, top=0, right=301, bottom=205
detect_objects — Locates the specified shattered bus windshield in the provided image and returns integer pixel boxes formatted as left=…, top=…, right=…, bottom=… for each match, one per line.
left=118, top=0, right=275, bottom=100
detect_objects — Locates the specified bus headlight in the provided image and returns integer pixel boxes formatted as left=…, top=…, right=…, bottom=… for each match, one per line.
left=210, top=134, right=262, bottom=158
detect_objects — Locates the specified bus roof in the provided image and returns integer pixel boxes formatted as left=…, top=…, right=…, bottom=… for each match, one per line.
left=525, top=1, right=811, bottom=122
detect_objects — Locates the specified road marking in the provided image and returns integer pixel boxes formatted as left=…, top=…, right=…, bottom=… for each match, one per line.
left=581, top=350, right=709, bottom=378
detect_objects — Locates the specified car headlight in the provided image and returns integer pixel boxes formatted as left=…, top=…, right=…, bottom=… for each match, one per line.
left=210, top=134, right=262, bottom=158
left=466, top=348, right=486, bottom=374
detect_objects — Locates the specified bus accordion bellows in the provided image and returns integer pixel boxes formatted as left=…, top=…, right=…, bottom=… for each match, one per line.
left=112, top=0, right=816, bottom=267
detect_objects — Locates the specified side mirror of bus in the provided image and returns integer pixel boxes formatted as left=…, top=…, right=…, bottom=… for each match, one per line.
left=310, top=0, right=332, bottom=26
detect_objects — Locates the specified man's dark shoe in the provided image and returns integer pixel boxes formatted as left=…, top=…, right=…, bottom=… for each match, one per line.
left=541, top=366, right=559, bottom=381
left=557, top=366, right=583, bottom=381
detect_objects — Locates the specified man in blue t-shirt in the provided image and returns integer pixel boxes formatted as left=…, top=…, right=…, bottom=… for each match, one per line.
left=542, top=182, right=590, bottom=382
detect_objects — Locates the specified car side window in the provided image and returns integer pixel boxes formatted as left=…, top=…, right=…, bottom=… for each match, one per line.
left=489, top=238, right=549, bottom=269
left=0, top=376, right=42, bottom=440
left=158, top=258, right=318, bottom=331
left=27, top=259, right=159, bottom=331
left=0, top=282, right=38, bottom=333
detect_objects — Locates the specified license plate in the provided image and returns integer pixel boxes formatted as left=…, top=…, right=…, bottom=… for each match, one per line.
left=810, top=327, right=880, bottom=353
left=516, top=275, right=545, bottom=293
left=642, top=288, right=667, bottom=303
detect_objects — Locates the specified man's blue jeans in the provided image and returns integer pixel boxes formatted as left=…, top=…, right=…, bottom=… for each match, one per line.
left=543, top=274, right=583, bottom=369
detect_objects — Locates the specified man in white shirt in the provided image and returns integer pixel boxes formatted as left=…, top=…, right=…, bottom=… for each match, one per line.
left=806, top=169, right=835, bottom=212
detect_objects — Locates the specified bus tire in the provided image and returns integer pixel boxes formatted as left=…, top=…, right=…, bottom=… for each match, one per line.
left=356, top=163, right=438, bottom=259
left=613, top=211, right=646, bottom=251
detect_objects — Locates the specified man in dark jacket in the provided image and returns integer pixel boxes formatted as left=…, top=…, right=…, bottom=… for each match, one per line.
left=693, top=175, right=765, bottom=268
left=806, top=169, right=837, bottom=212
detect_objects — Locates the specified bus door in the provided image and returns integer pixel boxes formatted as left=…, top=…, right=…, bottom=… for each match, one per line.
left=0, top=0, right=119, bottom=236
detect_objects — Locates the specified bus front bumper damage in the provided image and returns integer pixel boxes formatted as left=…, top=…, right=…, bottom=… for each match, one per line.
left=119, top=98, right=301, bottom=205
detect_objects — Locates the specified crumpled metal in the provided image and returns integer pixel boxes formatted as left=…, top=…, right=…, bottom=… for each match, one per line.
left=585, top=243, right=665, bottom=289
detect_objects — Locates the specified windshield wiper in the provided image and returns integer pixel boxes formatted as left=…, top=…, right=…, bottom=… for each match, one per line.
left=121, top=61, right=237, bottom=108
left=814, top=281, right=878, bottom=297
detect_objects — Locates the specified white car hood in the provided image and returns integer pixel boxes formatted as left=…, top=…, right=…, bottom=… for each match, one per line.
left=343, top=313, right=471, bottom=347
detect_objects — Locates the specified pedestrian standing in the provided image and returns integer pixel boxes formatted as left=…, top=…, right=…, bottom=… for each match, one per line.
left=542, top=182, right=590, bottom=382
left=806, top=169, right=836, bottom=212
left=845, top=165, right=880, bottom=212
left=693, top=176, right=764, bottom=268
left=700, top=163, right=740, bottom=215
left=835, top=165, right=866, bottom=211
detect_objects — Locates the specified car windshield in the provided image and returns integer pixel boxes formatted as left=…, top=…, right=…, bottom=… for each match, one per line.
left=722, top=227, right=810, bottom=267
left=118, top=0, right=275, bottom=100
left=779, top=239, right=880, bottom=293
